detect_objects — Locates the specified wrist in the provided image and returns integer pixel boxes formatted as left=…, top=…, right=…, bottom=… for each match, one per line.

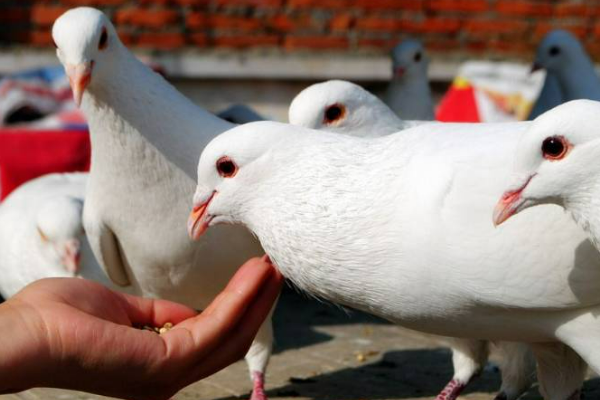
left=0, top=299, right=52, bottom=392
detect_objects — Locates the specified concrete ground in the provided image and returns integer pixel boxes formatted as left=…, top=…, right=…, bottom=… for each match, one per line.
left=3, top=286, right=600, bottom=400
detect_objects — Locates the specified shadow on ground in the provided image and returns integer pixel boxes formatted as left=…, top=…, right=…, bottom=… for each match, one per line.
left=269, top=284, right=600, bottom=400
left=273, top=284, right=388, bottom=353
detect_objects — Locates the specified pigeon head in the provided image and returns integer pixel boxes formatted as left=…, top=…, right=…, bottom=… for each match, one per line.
left=188, top=121, right=308, bottom=240
left=289, top=80, right=400, bottom=136
left=391, top=39, right=428, bottom=79
left=36, top=196, right=85, bottom=275
left=532, top=30, right=585, bottom=75
left=52, top=7, right=120, bottom=106
left=493, top=100, right=600, bottom=226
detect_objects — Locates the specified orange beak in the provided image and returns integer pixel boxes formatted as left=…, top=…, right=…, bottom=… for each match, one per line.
left=493, top=175, right=534, bottom=227
left=187, top=191, right=216, bottom=241
left=66, top=62, right=93, bottom=106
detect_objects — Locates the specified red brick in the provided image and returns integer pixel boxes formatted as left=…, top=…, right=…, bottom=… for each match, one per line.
left=0, top=8, right=29, bottom=23
left=357, top=37, right=396, bottom=48
left=427, top=0, right=487, bottom=13
left=593, top=24, right=600, bottom=38
left=186, top=12, right=207, bottom=29
left=417, top=17, right=461, bottom=33
left=424, top=38, right=461, bottom=52
left=31, top=5, right=69, bottom=26
left=464, top=19, right=529, bottom=35
left=116, top=29, right=134, bottom=45
left=189, top=32, right=208, bottom=46
left=214, top=34, right=280, bottom=47
left=207, top=15, right=263, bottom=30
left=60, top=0, right=126, bottom=6
left=30, top=30, right=54, bottom=46
left=284, top=35, right=349, bottom=50
left=356, top=16, right=401, bottom=31
left=534, top=23, right=587, bottom=39
left=288, top=0, right=355, bottom=9
left=138, top=0, right=209, bottom=5
left=136, top=32, right=185, bottom=49
left=354, top=0, right=422, bottom=11
left=115, top=8, right=179, bottom=29
left=330, top=13, right=354, bottom=31
left=215, top=0, right=283, bottom=7
left=268, top=14, right=316, bottom=31
left=487, top=40, right=534, bottom=54
left=496, top=1, right=553, bottom=17
left=554, top=3, right=593, bottom=17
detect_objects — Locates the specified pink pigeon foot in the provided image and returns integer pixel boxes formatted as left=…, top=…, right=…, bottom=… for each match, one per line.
left=250, top=371, right=267, bottom=400
left=435, top=379, right=466, bottom=400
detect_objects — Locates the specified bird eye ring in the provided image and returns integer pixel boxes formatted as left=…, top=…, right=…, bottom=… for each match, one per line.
left=323, top=103, right=346, bottom=125
left=541, top=136, right=570, bottom=161
left=216, top=156, right=238, bottom=178
left=98, top=27, right=108, bottom=50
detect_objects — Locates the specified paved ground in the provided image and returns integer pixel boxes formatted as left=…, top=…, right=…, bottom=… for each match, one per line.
left=4, top=286, right=600, bottom=400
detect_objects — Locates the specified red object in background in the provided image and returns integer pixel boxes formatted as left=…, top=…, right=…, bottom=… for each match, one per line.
left=435, top=78, right=481, bottom=123
left=0, top=130, right=90, bottom=200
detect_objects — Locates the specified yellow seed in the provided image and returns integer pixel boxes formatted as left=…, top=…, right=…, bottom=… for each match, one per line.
left=159, top=327, right=169, bottom=335
left=163, top=322, right=173, bottom=329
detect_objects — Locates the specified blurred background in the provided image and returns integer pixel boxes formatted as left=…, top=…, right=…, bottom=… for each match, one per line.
left=0, top=0, right=594, bottom=121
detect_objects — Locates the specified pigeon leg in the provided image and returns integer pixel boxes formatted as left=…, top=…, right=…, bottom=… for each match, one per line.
left=435, top=339, right=489, bottom=400
left=250, top=371, right=267, bottom=400
left=435, top=378, right=467, bottom=400
left=530, top=342, right=586, bottom=400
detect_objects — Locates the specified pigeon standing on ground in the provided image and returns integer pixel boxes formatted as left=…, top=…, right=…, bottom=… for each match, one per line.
left=188, top=120, right=600, bottom=400
left=384, top=39, right=435, bottom=121
left=0, top=173, right=124, bottom=298
left=533, top=30, right=600, bottom=103
left=528, top=72, right=564, bottom=120
left=494, top=100, right=600, bottom=252
left=289, top=79, right=535, bottom=400
left=52, top=8, right=271, bottom=400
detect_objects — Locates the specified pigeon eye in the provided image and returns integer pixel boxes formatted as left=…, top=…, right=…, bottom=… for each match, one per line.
left=549, top=46, right=560, bottom=56
left=98, top=27, right=108, bottom=50
left=216, top=156, right=238, bottom=178
left=323, top=103, right=346, bottom=125
left=541, top=136, right=569, bottom=161
left=414, top=52, right=422, bottom=62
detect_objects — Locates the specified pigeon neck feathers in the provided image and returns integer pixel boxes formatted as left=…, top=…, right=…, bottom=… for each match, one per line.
left=82, top=42, right=233, bottom=178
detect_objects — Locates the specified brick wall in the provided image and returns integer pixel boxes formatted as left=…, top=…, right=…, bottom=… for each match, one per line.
left=1, top=0, right=599, bottom=60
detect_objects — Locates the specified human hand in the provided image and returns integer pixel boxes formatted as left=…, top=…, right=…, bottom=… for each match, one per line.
left=0, top=256, right=282, bottom=400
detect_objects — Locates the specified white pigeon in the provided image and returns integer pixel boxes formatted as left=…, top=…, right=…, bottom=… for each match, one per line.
left=533, top=30, right=600, bottom=103
left=384, top=39, right=435, bottom=121
left=188, top=120, right=600, bottom=400
left=494, top=100, right=600, bottom=250
left=289, top=80, right=424, bottom=136
left=52, top=8, right=270, bottom=400
left=288, top=78, right=535, bottom=400
left=528, top=72, right=564, bottom=120
left=0, top=173, right=122, bottom=298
